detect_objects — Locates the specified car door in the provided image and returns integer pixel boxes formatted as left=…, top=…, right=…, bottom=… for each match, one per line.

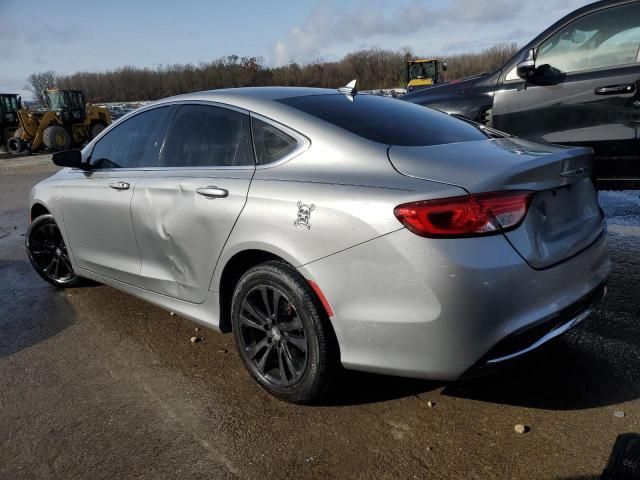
left=131, top=103, right=255, bottom=303
left=59, top=106, right=171, bottom=286
left=492, top=1, right=640, bottom=180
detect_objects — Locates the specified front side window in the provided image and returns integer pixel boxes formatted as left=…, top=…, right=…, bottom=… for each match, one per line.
left=536, top=3, right=640, bottom=74
left=252, top=118, right=298, bottom=165
left=90, top=106, right=170, bottom=169
left=159, top=105, right=254, bottom=168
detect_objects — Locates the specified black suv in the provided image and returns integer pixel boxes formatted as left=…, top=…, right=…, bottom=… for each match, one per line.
left=403, top=0, right=640, bottom=190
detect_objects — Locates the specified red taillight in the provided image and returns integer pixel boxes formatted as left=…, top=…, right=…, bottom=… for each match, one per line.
left=394, top=190, right=533, bottom=238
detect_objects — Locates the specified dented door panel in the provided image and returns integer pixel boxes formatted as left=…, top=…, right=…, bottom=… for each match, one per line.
left=131, top=170, right=253, bottom=303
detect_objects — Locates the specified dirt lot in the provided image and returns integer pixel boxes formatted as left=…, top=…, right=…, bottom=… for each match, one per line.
left=1, top=154, right=639, bottom=480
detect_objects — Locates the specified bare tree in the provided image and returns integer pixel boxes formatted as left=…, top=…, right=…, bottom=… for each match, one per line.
left=25, top=71, right=58, bottom=106
left=27, top=44, right=520, bottom=103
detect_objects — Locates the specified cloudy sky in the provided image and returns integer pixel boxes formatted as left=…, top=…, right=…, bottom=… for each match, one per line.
left=2, top=0, right=593, bottom=99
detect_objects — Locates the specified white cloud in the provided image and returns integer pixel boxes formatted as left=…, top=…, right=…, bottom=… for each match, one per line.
left=271, top=0, right=594, bottom=66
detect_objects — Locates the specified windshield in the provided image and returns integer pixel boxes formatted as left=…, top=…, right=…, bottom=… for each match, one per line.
left=278, top=94, right=488, bottom=147
left=409, top=62, right=436, bottom=81
left=47, top=91, right=66, bottom=110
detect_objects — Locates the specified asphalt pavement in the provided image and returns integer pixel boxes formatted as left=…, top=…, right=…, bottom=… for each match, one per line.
left=1, top=155, right=639, bottom=480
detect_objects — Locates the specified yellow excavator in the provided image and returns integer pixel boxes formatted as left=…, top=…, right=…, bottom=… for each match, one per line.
left=406, top=59, right=447, bottom=92
left=8, top=89, right=111, bottom=154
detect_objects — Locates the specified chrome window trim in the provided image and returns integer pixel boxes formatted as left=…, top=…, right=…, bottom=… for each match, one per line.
left=83, top=100, right=309, bottom=173
left=250, top=112, right=311, bottom=169
left=87, top=100, right=255, bottom=172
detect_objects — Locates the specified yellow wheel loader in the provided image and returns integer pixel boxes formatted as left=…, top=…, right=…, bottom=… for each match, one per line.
left=8, top=89, right=111, bottom=154
left=406, top=59, right=447, bottom=92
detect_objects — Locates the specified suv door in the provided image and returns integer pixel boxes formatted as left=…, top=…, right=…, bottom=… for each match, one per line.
left=492, top=1, right=640, bottom=184
left=131, top=103, right=255, bottom=303
left=60, top=106, right=171, bottom=286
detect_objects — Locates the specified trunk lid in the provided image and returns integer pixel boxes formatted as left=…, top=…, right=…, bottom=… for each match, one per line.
left=388, top=137, right=606, bottom=269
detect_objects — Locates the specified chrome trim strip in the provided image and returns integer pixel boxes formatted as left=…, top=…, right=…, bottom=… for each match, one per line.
left=486, top=287, right=606, bottom=365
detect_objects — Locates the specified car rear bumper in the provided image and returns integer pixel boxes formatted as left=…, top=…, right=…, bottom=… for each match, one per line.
left=461, top=281, right=606, bottom=378
left=300, top=227, right=611, bottom=380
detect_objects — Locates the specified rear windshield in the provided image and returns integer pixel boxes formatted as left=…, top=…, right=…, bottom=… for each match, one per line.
left=277, top=94, right=488, bottom=147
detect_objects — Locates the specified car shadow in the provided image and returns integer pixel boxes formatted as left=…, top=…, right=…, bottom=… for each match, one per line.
left=0, top=258, right=77, bottom=358
left=318, top=370, right=441, bottom=406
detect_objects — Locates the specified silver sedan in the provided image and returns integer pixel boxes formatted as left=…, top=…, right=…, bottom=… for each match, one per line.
left=26, top=86, right=611, bottom=403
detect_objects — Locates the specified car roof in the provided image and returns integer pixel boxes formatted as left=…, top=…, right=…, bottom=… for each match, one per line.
left=152, top=87, right=339, bottom=112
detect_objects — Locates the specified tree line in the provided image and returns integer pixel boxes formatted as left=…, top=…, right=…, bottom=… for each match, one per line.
left=26, top=44, right=519, bottom=104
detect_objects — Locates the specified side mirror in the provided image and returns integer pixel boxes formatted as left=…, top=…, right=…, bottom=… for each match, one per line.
left=516, top=49, right=537, bottom=80
left=52, top=150, right=89, bottom=170
left=442, top=62, right=448, bottom=72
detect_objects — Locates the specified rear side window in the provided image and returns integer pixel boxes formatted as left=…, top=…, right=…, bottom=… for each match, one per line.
left=252, top=117, right=298, bottom=165
left=277, top=94, right=487, bottom=147
left=159, top=104, right=254, bottom=168
left=90, top=106, right=170, bottom=169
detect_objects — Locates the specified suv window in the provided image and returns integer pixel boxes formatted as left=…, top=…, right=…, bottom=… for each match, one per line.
left=278, top=94, right=487, bottom=147
left=252, top=117, right=298, bottom=165
left=159, top=104, right=254, bottom=168
left=536, top=2, right=640, bottom=73
left=90, top=106, right=170, bottom=169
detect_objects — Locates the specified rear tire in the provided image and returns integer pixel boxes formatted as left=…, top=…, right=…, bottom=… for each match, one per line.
left=231, top=261, right=338, bottom=404
left=42, top=125, right=71, bottom=151
left=26, top=214, right=82, bottom=288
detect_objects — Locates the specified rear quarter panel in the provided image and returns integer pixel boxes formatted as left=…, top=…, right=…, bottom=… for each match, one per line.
left=210, top=134, right=467, bottom=291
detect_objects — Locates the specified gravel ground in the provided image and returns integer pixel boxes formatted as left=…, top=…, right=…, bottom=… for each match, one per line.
left=1, top=155, right=638, bottom=480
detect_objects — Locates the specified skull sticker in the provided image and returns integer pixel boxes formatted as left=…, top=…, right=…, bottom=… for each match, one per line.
left=294, top=201, right=315, bottom=230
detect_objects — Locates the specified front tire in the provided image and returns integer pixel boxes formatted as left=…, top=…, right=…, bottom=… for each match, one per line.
left=7, top=133, right=24, bottom=154
left=42, top=125, right=71, bottom=151
left=231, top=261, right=338, bottom=403
left=26, top=214, right=82, bottom=287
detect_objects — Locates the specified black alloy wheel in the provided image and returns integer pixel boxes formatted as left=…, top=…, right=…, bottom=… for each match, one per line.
left=239, top=284, right=308, bottom=386
left=231, top=261, right=338, bottom=403
left=26, top=214, right=81, bottom=287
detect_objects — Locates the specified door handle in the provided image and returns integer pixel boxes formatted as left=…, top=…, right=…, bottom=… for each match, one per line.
left=109, top=181, right=130, bottom=191
left=196, top=186, right=229, bottom=198
left=594, top=84, right=635, bottom=95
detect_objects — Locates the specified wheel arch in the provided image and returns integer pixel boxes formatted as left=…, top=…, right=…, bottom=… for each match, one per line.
left=30, top=202, right=50, bottom=222
left=216, top=247, right=338, bottom=348
left=217, top=249, right=285, bottom=333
